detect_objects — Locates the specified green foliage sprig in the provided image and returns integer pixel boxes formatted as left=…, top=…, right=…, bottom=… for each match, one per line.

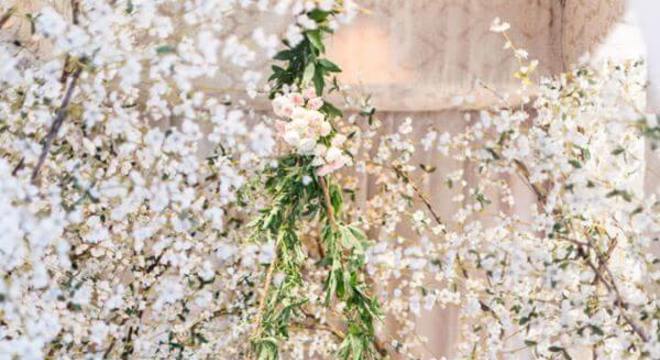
left=249, top=7, right=383, bottom=360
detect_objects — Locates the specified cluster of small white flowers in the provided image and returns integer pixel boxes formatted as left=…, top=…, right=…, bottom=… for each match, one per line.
left=321, top=21, right=659, bottom=360
left=0, top=1, right=356, bottom=358
left=1, top=2, right=659, bottom=359
left=419, top=38, right=660, bottom=358
left=272, top=88, right=352, bottom=176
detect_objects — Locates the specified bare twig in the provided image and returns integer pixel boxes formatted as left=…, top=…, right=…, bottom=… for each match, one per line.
left=31, top=65, right=82, bottom=184
left=71, top=0, right=80, bottom=24
left=0, top=6, right=15, bottom=29
left=591, top=242, right=649, bottom=342
left=11, top=157, right=24, bottom=176
left=379, top=163, right=447, bottom=233
left=251, top=250, right=278, bottom=339
left=592, top=236, right=617, bottom=286
left=318, top=176, right=337, bottom=229
left=300, top=309, right=345, bottom=339
left=512, top=159, right=546, bottom=203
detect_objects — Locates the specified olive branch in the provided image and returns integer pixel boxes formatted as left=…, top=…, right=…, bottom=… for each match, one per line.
left=248, top=6, right=383, bottom=360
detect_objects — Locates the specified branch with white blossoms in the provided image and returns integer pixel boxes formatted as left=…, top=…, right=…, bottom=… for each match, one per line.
left=2, top=1, right=658, bottom=359
left=0, top=1, right=359, bottom=359
left=421, top=20, right=660, bottom=359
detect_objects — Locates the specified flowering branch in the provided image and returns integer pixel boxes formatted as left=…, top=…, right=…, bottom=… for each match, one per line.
left=31, top=63, right=83, bottom=183
left=248, top=6, right=382, bottom=360
left=389, top=164, right=447, bottom=233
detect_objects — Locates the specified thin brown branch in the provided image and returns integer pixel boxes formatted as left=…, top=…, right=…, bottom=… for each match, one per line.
left=318, top=176, right=337, bottom=229
left=300, top=309, right=345, bottom=339
left=592, top=244, right=649, bottom=342
left=592, top=237, right=617, bottom=286
left=508, top=157, right=648, bottom=341
left=60, top=56, right=73, bottom=84
left=558, top=234, right=649, bottom=342
left=513, top=159, right=546, bottom=203
left=71, top=0, right=80, bottom=24
left=315, top=237, right=325, bottom=258
left=381, top=163, right=447, bottom=233
left=0, top=6, right=15, bottom=29
left=11, top=157, right=24, bottom=176
left=251, top=252, right=278, bottom=339
left=31, top=66, right=83, bottom=184
left=102, top=338, right=116, bottom=359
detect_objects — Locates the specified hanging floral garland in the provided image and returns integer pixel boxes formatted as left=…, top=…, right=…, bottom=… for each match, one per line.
left=248, top=5, right=382, bottom=360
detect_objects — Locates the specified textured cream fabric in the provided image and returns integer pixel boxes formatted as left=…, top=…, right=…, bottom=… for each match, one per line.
left=329, top=0, right=561, bottom=111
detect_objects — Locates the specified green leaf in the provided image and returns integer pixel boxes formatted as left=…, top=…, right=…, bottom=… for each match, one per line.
left=329, top=183, right=343, bottom=214
left=306, top=30, right=325, bottom=53
left=313, top=68, right=325, bottom=96
left=321, top=101, right=342, bottom=119
left=302, top=62, right=316, bottom=85
left=568, top=159, right=582, bottom=169
left=156, top=45, right=176, bottom=55
left=350, top=334, right=364, bottom=360
left=126, top=0, right=134, bottom=14
left=273, top=49, right=292, bottom=61
left=589, top=325, right=604, bottom=336
left=611, top=147, right=625, bottom=155
left=325, top=270, right=337, bottom=304
left=308, top=9, right=330, bottom=22
left=348, top=226, right=367, bottom=243
left=335, top=268, right=345, bottom=298
left=318, top=59, right=341, bottom=72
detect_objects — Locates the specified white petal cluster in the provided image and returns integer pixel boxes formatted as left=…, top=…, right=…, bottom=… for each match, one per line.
left=0, top=3, right=658, bottom=359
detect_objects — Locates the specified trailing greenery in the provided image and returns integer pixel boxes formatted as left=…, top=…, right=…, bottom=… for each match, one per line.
left=249, top=7, right=383, bottom=360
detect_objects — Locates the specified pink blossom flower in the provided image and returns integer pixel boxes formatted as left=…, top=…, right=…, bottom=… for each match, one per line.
left=308, top=97, right=324, bottom=110
left=316, top=160, right=344, bottom=176
left=291, top=93, right=305, bottom=106
left=274, top=120, right=287, bottom=135
left=303, top=87, right=317, bottom=99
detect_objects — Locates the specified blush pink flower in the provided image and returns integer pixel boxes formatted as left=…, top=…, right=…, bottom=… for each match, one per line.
left=308, top=97, right=324, bottom=110
left=316, top=160, right=344, bottom=176
left=303, top=87, right=317, bottom=99
left=291, top=93, right=305, bottom=106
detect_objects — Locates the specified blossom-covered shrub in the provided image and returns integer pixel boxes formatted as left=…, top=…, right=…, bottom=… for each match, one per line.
left=0, top=1, right=659, bottom=360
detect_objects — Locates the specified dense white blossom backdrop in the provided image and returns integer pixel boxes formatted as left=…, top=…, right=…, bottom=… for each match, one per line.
left=0, top=1, right=659, bottom=359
